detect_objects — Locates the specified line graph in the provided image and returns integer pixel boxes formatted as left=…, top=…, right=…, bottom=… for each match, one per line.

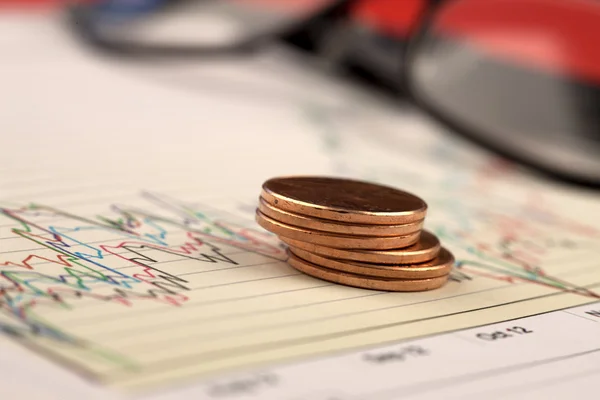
left=1, top=188, right=599, bottom=390
left=1, top=199, right=284, bottom=334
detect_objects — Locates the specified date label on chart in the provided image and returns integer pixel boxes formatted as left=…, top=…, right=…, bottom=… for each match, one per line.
left=475, top=326, right=534, bottom=341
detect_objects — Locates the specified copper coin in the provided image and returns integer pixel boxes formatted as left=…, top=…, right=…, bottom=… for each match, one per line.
left=279, top=230, right=441, bottom=264
left=289, top=246, right=454, bottom=279
left=258, top=197, right=424, bottom=237
left=286, top=250, right=448, bottom=292
left=261, top=176, right=427, bottom=224
left=255, top=210, right=420, bottom=250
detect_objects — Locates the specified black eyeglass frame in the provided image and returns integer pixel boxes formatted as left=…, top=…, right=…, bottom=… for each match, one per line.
left=65, top=0, right=354, bottom=58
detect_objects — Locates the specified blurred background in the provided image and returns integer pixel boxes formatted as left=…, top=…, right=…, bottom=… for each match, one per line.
left=2, top=0, right=600, bottom=188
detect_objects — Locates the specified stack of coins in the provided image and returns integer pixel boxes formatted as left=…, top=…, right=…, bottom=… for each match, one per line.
left=255, top=176, right=455, bottom=292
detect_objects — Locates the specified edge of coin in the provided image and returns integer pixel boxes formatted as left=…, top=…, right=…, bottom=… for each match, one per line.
left=258, top=196, right=424, bottom=237
left=289, top=246, right=454, bottom=279
left=255, top=210, right=420, bottom=250
left=279, top=231, right=441, bottom=264
left=286, top=249, right=449, bottom=292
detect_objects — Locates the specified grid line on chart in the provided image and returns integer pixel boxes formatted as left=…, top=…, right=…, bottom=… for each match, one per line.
left=65, top=252, right=597, bottom=343
left=103, top=281, right=600, bottom=381
left=105, top=278, right=579, bottom=352
left=62, top=282, right=335, bottom=327
left=116, top=282, right=600, bottom=370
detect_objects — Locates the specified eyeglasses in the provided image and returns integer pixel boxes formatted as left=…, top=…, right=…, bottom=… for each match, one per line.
left=67, top=0, right=600, bottom=188
left=67, top=0, right=349, bottom=56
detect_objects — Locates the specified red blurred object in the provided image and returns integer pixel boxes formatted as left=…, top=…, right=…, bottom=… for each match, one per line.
left=341, top=0, right=600, bottom=85
left=232, top=0, right=336, bottom=12
left=432, top=0, right=600, bottom=84
left=349, top=0, right=428, bottom=38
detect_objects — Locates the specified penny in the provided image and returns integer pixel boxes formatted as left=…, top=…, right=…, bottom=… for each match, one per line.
left=258, top=197, right=424, bottom=237
left=286, top=249, right=448, bottom=291
left=261, top=176, right=427, bottom=224
left=289, top=246, right=454, bottom=279
left=255, top=210, right=420, bottom=250
left=279, top=230, right=441, bottom=264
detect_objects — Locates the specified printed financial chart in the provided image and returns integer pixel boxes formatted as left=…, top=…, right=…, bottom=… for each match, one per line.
left=2, top=152, right=599, bottom=394
left=2, top=16, right=600, bottom=398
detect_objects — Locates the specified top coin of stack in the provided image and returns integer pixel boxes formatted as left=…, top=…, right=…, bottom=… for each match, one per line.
left=255, top=176, right=455, bottom=292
